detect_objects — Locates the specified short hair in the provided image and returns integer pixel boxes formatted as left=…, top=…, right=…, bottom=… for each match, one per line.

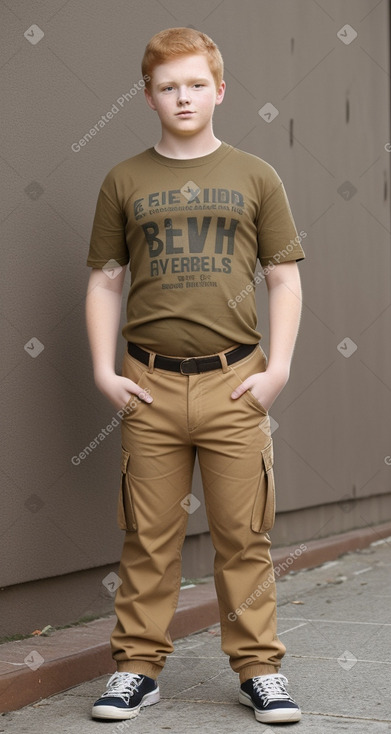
left=142, top=27, right=224, bottom=90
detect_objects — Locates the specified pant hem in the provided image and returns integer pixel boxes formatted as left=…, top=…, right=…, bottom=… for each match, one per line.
left=116, top=661, right=163, bottom=679
left=238, top=663, right=280, bottom=684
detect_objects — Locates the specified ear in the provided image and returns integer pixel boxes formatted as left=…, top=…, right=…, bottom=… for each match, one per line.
left=215, top=80, right=226, bottom=107
left=144, top=87, right=157, bottom=111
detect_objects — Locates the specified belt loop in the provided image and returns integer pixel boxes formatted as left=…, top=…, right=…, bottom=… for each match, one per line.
left=219, top=350, right=229, bottom=373
left=148, top=351, right=156, bottom=373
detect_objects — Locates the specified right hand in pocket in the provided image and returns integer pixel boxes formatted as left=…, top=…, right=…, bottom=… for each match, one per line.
left=94, top=371, right=153, bottom=411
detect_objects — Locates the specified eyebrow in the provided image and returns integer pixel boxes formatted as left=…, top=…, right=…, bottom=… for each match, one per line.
left=157, top=77, right=210, bottom=88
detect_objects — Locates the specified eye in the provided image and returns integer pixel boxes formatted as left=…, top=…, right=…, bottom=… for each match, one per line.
left=162, top=86, right=174, bottom=92
left=193, top=83, right=204, bottom=89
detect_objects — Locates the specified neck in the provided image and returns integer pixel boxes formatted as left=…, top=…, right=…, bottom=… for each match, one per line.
left=154, top=128, right=221, bottom=159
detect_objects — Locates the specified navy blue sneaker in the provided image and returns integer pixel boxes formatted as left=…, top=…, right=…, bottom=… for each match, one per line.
left=239, top=673, right=301, bottom=723
left=91, top=671, right=160, bottom=720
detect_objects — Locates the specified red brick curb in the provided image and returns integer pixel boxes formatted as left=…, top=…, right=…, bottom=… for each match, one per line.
left=1, top=520, right=390, bottom=713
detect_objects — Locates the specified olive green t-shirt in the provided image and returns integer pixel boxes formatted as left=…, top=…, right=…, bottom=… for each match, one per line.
left=87, top=142, right=305, bottom=356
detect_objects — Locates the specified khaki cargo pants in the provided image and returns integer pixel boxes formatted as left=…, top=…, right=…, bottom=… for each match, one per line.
left=111, top=343, right=286, bottom=684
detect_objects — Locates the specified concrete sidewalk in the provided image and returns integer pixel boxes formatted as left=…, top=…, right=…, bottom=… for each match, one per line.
left=1, top=536, right=390, bottom=733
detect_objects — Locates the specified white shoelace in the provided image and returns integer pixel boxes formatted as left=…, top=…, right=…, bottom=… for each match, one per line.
left=101, top=672, right=143, bottom=703
left=252, top=674, right=294, bottom=704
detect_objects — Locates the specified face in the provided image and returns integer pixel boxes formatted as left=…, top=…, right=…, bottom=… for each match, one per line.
left=144, top=54, right=225, bottom=138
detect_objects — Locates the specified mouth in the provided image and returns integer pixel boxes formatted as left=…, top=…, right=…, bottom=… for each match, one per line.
left=176, top=111, right=195, bottom=116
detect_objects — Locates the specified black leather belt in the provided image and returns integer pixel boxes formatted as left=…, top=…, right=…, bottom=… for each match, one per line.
left=127, top=342, right=257, bottom=374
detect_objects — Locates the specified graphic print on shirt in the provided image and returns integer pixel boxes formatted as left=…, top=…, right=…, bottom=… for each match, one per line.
left=134, top=181, right=245, bottom=289
left=87, top=143, right=305, bottom=354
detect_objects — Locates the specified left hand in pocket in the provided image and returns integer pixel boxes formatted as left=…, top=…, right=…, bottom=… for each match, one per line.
left=231, top=369, right=289, bottom=412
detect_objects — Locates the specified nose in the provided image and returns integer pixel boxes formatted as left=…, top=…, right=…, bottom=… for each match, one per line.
left=177, top=85, right=190, bottom=105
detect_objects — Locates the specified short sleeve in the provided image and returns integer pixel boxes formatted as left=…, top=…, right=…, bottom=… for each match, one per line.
left=86, top=170, right=129, bottom=268
left=257, top=180, right=305, bottom=268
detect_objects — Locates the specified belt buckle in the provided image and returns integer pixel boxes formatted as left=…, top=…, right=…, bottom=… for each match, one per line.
left=180, top=358, right=199, bottom=375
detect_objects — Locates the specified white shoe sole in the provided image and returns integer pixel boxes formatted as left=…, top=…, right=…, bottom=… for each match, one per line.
left=92, top=687, right=160, bottom=720
left=239, top=689, right=301, bottom=723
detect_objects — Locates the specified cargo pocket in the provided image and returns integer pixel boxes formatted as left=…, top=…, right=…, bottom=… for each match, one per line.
left=117, top=447, right=137, bottom=531
left=251, top=440, right=276, bottom=533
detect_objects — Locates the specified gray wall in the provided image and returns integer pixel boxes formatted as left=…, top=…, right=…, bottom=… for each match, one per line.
left=1, top=0, right=390, bottom=636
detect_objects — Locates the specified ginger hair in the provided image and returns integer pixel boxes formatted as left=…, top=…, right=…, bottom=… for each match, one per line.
left=142, top=27, right=224, bottom=90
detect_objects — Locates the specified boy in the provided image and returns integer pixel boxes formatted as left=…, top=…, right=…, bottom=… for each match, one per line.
left=86, top=27, right=305, bottom=725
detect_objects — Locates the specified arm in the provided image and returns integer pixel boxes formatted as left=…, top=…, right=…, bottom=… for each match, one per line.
left=85, top=267, right=153, bottom=410
left=231, top=261, right=302, bottom=410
